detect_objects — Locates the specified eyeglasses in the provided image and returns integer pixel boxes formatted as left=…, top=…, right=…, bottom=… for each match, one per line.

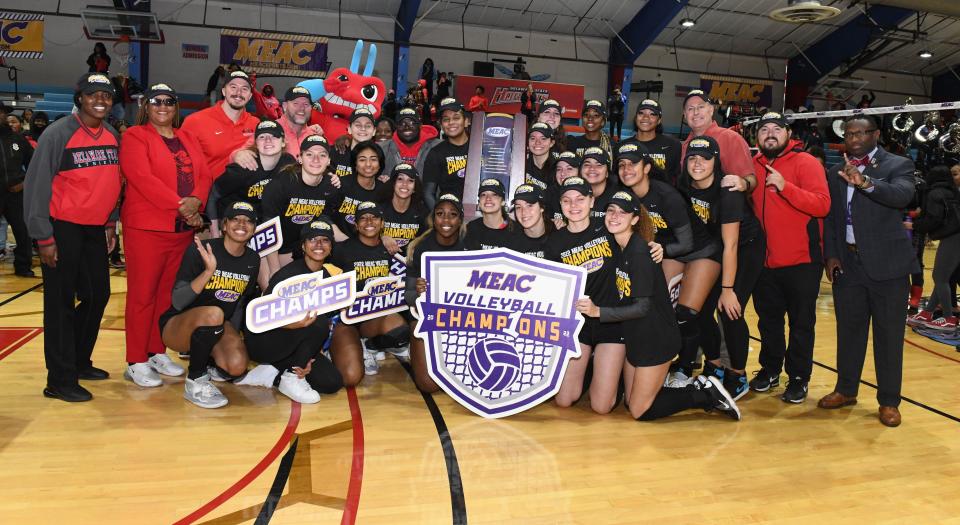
left=845, top=129, right=878, bottom=140
left=148, top=98, right=177, bottom=107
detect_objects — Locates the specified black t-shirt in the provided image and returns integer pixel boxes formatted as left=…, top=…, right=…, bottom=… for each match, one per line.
left=330, top=237, right=393, bottom=291
left=407, top=234, right=467, bottom=280
left=617, top=234, right=680, bottom=353
left=545, top=185, right=564, bottom=224
left=380, top=199, right=428, bottom=253
left=261, top=172, right=342, bottom=254
left=423, top=139, right=469, bottom=200
left=590, top=182, right=619, bottom=221
left=544, top=219, right=620, bottom=307
left=633, top=179, right=711, bottom=252
left=214, top=154, right=297, bottom=219
left=685, top=183, right=761, bottom=246
left=621, top=134, right=682, bottom=186
left=164, top=238, right=260, bottom=322
left=251, top=258, right=342, bottom=328
left=330, top=148, right=353, bottom=178
left=464, top=218, right=524, bottom=251
left=525, top=153, right=550, bottom=190
left=565, top=135, right=602, bottom=159
left=513, top=230, right=548, bottom=258
left=334, top=176, right=383, bottom=233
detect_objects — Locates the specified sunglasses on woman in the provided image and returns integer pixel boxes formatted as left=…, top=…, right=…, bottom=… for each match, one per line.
left=148, top=98, right=177, bottom=107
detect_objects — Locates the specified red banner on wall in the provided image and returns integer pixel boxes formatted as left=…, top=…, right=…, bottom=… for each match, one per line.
left=454, top=75, right=584, bottom=118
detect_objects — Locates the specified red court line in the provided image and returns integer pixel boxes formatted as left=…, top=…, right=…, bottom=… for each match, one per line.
left=341, top=387, right=365, bottom=525
left=904, top=337, right=960, bottom=365
left=173, top=401, right=303, bottom=525
left=0, top=328, right=42, bottom=362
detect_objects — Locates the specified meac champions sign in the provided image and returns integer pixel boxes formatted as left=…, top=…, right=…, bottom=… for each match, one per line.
left=0, top=12, right=43, bottom=59
left=700, top=74, right=773, bottom=107
left=220, top=29, right=330, bottom=78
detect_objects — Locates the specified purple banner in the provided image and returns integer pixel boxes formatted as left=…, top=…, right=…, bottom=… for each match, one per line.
left=220, top=29, right=330, bottom=79
left=417, top=303, right=579, bottom=349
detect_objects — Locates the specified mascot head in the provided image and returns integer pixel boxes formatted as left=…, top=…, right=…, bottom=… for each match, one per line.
left=298, top=40, right=385, bottom=121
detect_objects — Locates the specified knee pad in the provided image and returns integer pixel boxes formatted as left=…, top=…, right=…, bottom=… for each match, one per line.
left=675, top=305, right=699, bottom=335
left=191, top=325, right=225, bottom=351
left=368, top=325, right=411, bottom=350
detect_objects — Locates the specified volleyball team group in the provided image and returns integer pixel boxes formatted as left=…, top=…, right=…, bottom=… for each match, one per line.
left=24, top=69, right=904, bottom=426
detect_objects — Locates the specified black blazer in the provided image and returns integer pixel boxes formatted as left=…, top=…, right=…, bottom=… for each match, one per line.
left=824, top=147, right=920, bottom=281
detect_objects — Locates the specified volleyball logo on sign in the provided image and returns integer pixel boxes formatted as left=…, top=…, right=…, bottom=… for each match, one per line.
left=415, top=248, right=586, bottom=418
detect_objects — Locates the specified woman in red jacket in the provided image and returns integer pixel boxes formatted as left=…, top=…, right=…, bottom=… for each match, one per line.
left=120, top=83, right=214, bottom=388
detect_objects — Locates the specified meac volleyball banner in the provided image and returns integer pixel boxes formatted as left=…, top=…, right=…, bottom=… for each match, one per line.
left=414, top=248, right=586, bottom=418
left=220, top=29, right=330, bottom=78
left=0, top=12, right=44, bottom=59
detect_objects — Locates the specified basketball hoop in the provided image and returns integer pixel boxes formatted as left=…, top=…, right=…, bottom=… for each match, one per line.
left=113, top=35, right=132, bottom=74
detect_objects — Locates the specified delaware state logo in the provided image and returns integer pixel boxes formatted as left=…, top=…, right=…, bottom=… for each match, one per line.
left=414, top=248, right=586, bottom=418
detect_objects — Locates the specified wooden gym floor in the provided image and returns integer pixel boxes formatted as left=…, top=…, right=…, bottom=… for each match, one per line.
left=1, top=245, right=959, bottom=525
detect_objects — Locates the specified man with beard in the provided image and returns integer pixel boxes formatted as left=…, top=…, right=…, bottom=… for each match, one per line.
left=821, top=116, right=918, bottom=427
left=380, top=107, right=439, bottom=181
left=620, top=99, right=681, bottom=186
left=181, top=70, right=260, bottom=178
left=747, top=112, right=831, bottom=404
left=423, top=98, right=470, bottom=207
left=681, top=90, right=757, bottom=193
left=23, top=72, right=122, bottom=402
left=271, top=85, right=324, bottom=157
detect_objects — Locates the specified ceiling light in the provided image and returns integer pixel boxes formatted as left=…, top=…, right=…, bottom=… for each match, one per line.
left=680, top=18, right=696, bottom=28
left=919, top=50, right=933, bottom=58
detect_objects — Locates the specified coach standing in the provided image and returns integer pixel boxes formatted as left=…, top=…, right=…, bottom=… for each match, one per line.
left=681, top=90, right=757, bottom=193
left=820, top=117, right=918, bottom=427
left=24, top=73, right=121, bottom=402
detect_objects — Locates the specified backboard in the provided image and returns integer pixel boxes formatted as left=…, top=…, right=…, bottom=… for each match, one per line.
left=80, top=8, right=164, bottom=43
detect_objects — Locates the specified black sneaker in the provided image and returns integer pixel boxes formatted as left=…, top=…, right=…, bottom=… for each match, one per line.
left=781, top=378, right=808, bottom=404
left=702, top=361, right=725, bottom=381
left=749, top=369, right=780, bottom=392
left=696, top=376, right=741, bottom=420
left=723, top=370, right=749, bottom=401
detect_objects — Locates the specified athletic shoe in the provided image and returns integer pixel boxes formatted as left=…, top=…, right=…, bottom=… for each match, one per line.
left=695, top=375, right=741, bottom=421
left=906, top=310, right=933, bottom=327
left=207, top=365, right=231, bottom=382
left=925, top=315, right=958, bottom=332
left=364, top=353, right=379, bottom=376
left=177, top=352, right=190, bottom=360
left=723, top=371, right=749, bottom=401
left=781, top=377, right=808, bottom=404
left=124, top=362, right=162, bottom=387
left=749, top=369, right=780, bottom=392
left=375, top=351, right=387, bottom=362
left=278, top=371, right=321, bottom=404
left=663, top=369, right=694, bottom=388
left=702, top=362, right=725, bottom=381
left=391, top=346, right=411, bottom=362
left=43, top=383, right=93, bottom=402
left=235, top=364, right=280, bottom=387
left=148, top=353, right=185, bottom=377
left=184, top=375, right=228, bottom=409
left=109, top=259, right=126, bottom=269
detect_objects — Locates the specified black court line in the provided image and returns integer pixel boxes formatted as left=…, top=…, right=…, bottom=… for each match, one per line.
left=398, top=359, right=467, bottom=525
left=0, top=282, right=42, bottom=308
left=255, top=436, right=299, bottom=524
left=747, top=335, right=960, bottom=424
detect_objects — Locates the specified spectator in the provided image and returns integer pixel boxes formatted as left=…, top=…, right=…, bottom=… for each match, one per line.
left=380, top=107, right=440, bottom=178
left=251, top=77, right=282, bottom=120
left=375, top=116, right=395, bottom=142
left=910, top=164, right=960, bottom=328
left=21, top=109, right=32, bottom=132
left=0, top=106, right=34, bottom=277
left=86, top=42, right=111, bottom=73
left=520, top=83, right=537, bottom=125
left=6, top=114, right=23, bottom=133
left=436, top=72, right=451, bottom=101
left=607, top=86, right=626, bottom=140
left=857, top=91, right=876, bottom=109
left=206, top=65, right=225, bottom=105
left=382, top=89, right=398, bottom=122
left=467, top=85, right=489, bottom=113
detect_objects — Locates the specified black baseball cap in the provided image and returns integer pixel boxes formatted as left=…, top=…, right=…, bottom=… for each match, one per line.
left=581, top=146, right=609, bottom=166
left=391, top=162, right=418, bottom=179
left=77, top=72, right=116, bottom=96
left=438, top=97, right=464, bottom=115
left=616, top=142, right=649, bottom=163
left=528, top=122, right=555, bottom=140
left=555, top=151, right=580, bottom=169
left=436, top=193, right=464, bottom=214
left=512, top=184, right=545, bottom=205
left=560, top=176, right=592, bottom=196
left=685, top=135, right=720, bottom=160
left=349, top=107, right=375, bottom=125
left=756, top=111, right=790, bottom=129
left=683, top=89, right=712, bottom=108
left=478, top=178, right=506, bottom=198
left=284, top=85, right=312, bottom=103
left=607, top=191, right=640, bottom=214
left=353, top=201, right=383, bottom=222
left=538, top=99, right=562, bottom=115
left=397, top=107, right=420, bottom=124
left=224, top=201, right=258, bottom=221
left=144, top=82, right=176, bottom=101
left=301, top=218, right=335, bottom=242
left=636, top=99, right=662, bottom=116
left=583, top=99, right=606, bottom=118
left=255, top=120, right=284, bottom=139
left=300, top=134, right=329, bottom=154
left=225, top=70, right=253, bottom=88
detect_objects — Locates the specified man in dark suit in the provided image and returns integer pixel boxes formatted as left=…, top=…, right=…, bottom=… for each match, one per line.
left=821, top=116, right=919, bottom=427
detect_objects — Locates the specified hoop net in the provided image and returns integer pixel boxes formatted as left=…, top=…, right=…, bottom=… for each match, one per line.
left=438, top=331, right=555, bottom=401
left=112, top=35, right=132, bottom=74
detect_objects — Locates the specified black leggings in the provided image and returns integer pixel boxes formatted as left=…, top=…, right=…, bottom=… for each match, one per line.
left=244, top=320, right=343, bottom=394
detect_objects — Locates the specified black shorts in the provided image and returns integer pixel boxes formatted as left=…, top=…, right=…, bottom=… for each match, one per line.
left=578, top=317, right=624, bottom=347
left=158, top=308, right=176, bottom=336
left=674, top=241, right=721, bottom=264
left=626, top=338, right=679, bottom=368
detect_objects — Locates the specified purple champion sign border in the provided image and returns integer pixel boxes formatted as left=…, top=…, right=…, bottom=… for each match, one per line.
left=245, top=270, right=356, bottom=333
left=415, top=248, right=586, bottom=418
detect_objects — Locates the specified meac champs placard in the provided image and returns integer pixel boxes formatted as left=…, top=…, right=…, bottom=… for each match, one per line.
left=414, top=249, right=586, bottom=418
left=247, top=216, right=282, bottom=257
left=245, top=270, right=356, bottom=333
left=340, top=254, right=407, bottom=324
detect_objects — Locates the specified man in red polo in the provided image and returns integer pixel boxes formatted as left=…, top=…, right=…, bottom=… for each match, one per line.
left=180, top=70, right=259, bottom=178
left=275, top=85, right=324, bottom=157
left=681, top=90, right=757, bottom=193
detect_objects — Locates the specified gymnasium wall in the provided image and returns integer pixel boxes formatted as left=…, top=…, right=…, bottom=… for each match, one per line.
left=0, top=0, right=933, bottom=129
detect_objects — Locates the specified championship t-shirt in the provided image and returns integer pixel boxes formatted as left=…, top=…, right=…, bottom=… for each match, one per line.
left=616, top=234, right=680, bottom=356
left=261, top=172, right=342, bottom=254
left=335, top=176, right=383, bottom=232
left=685, top=183, right=761, bottom=246
left=381, top=199, right=428, bottom=253
left=633, top=179, right=710, bottom=252
left=330, top=237, right=393, bottom=291
left=213, top=154, right=297, bottom=219
left=329, top=148, right=354, bottom=178
left=590, top=182, right=619, bottom=221
left=423, top=140, right=469, bottom=200
left=513, top=231, right=548, bottom=258
left=565, top=135, right=604, bottom=159
left=544, top=219, right=620, bottom=307
left=407, top=235, right=467, bottom=280
left=464, top=219, right=524, bottom=251
left=163, top=238, right=260, bottom=322
left=621, top=134, right=682, bottom=186
left=525, top=154, right=551, bottom=190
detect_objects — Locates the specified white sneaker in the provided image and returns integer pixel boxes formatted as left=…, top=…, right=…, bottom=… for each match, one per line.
left=207, top=365, right=231, bottom=382
left=235, top=364, right=280, bottom=387
left=362, top=345, right=379, bottom=375
left=278, top=371, right=321, bottom=404
left=124, top=362, right=162, bottom=387
left=376, top=351, right=387, bottom=361
left=184, top=375, right=228, bottom=409
left=148, top=353, right=185, bottom=377
left=390, top=346, right=411, bottom=362
left=664, top=369, right=694, bottom=388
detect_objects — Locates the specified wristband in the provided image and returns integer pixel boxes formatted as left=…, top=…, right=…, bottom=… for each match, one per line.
left=722, top=285, right=734, bottom=289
